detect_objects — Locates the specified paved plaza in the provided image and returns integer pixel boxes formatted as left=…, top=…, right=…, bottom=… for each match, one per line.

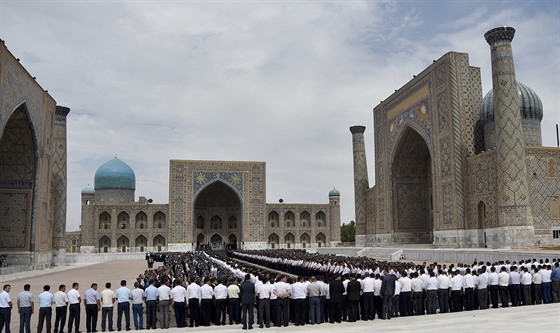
left=1, top=259, right=558, bottom=333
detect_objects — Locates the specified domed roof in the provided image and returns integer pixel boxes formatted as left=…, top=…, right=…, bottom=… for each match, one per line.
left=81, top=186, right=95, bottom=195
left=481, top=81, right=543, bottom=122
left=329, top=188, right=340, bottom=197
left=94, top=157, right=136, bottom=190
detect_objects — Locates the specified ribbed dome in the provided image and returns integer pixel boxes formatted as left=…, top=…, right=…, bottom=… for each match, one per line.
left=481, top=81, right=543, bottom=122
left=81, top=186, right=95, bottom=195
left=329, top=188, right=340, bottom=197
left=94, top=157, right=136, bottom=190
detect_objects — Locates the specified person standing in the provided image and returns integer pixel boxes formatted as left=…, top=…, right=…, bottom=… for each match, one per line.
left=213, top=278, right=228, bottom=326
left=227, top=278, right=240, bottom=325
left=272, top=276, right=290, bottom=327
left=17, top=284, right=34, bottom=333
left=239, top=274, right=255, bottom=330
left=156, top=282, right=171, bottom=329
left=425, top=270, right=439, bottom=315
left=552, top=262, right=560, bottom=303
left=0, top=285, right=13, bottom=333
left=306, top=277, right=321, bottom=325
left=380, top=269, right=396, bottom=320
left=185, top=279, right=201, bottom=327
left=115, top=280, right=131, bottom=331
left=67, top=282, right=81, bottom=333
left=100, top=283, right=115, bottom=332
left=83, top=283, right=100, bottom=333
left=37, top=285, right=54, bottom=333
left=143, top=281, right=157, bottom=330
left=130, top=282, right=144, bottom=330
left=475, top=269, right=489, bottom=310
left=346, top=275, right=361, bottom=323
left=53, top=285, right=68, bottom=333
left=256, top=277, right=272, bottom=329
left=199, top=278, right=214, bottom=327
left=328, top=274, right=344, bottom=323
left=291, top=276, right=307, bottom=327
left=171, top=280, right=187, bottom=328
left=488, top=267, right=500, bottom=309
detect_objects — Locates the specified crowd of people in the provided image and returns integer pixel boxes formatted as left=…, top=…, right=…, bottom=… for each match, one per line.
left=0, top=249, right=559, bottom=333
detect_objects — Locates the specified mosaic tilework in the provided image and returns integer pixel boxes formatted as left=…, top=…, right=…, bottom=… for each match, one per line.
left=0, top=191, right=31, bottom=249
left=193, top=171, right=243, bottom=197
left=350, top=126, right=369, bottom=236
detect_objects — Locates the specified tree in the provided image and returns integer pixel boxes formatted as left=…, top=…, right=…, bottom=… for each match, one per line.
left=340, top=220, right=356, bottom=243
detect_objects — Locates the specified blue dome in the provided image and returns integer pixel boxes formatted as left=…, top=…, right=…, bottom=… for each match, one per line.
left=481, top=81, right=543, bottom=123
left=94, top=157, right=136, bottom=190
left=81, top=186, right=95, bottom=195
left=329, top=188, right=340, bottom=197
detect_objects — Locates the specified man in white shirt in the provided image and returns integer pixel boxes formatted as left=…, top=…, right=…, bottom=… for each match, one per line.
left=273, top=276, right=290, bottom=327
left=53, top=285, right=68, bottom=333
left=83, top=283, right=100, bottom=333
left=291, top=277, right=307, bottom=326
left=450, top=270, right=464, bottom=312
left=156, top=282, right=171, bottom=329
left=170, top=280, right=187, bottom=328
left=498, top=267, right=510, bottom=308
left=520, top=267, right=533, bottom=306
left=227, top=278, right=241, bottom=325
left=488, top=266, right=500, bottom=308
left=130, top=282, right=145, bottom=330
left=437, top=270, right=450, bottom=313
left=100, top=283, right=115, bottom=332
left=186, top=279, right=201, bottom=327
left=257, top=277, right=272, bottom=328
left=17, top=284, right=34, bottom=333
left=0, top=284, right=13, bottom=333
left=115, top=280, right=131, bottom=331
left=411, top=272, right=424, bottom=315
left=399, top=272, right=412, bottom=316
left=37, top=285, right=53, bottom=333
left=475, top=269, right=489, bottom=310
left=67, top=283, right=81, bottom=333
left=361, top=273, right=374, bottom=320
left=213, top=279, right=228, bottom=326
left=200, top=278, right=214, bottom=327
left=463, top=269, right=475, bottom=311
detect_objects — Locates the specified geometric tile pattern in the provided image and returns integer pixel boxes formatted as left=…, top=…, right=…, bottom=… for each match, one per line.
left=350, top=126, right=369, bottom=235
left=0, top=191, right=31, bottom=249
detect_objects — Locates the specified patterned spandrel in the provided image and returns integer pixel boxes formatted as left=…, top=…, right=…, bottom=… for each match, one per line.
left=0, top=191, right=31, bottom=249
left=193, top=171, right=243, bottom=196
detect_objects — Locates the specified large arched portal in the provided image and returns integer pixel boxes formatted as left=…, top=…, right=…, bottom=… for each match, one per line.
left=194, top=181, right=241, bottom=249
left=0, top=106, right=36, bottom=251
left=391, top=127, right=433, bottom=243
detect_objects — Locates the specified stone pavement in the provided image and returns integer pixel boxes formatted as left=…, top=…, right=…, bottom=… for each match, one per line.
left=0, top=259, right=558, bottom=333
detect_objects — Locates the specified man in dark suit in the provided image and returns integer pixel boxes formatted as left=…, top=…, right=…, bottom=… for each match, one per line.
left=346, top=275, right=361, bottom=322
left=239, top=274, right=255, bottom=330
left=328, top=274, right=344, bottom=323
left=380, top=269, right=396, bottom=320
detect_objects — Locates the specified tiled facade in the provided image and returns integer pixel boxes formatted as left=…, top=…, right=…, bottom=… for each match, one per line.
left=79, top=160, right=340, bottom=253
left=0, top=41, right=69, bottom=267
left=353, top=27, right=560, bottom=248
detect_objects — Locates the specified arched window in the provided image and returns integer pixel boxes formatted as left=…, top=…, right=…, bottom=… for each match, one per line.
left=228, top=216, right=237, bottom=229
left=197, top=215, right=205, bottom=229
left=315, top=211, right=326, bottom=227
left=285, top=211, right=295, bottom=228
left=300, top=210, right=310, bottom=227
left=118, top=212, right=129, bottom=229
left=268, top=211, right=279, bottom=228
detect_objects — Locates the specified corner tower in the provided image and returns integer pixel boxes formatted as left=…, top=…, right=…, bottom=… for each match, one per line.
left=350, top=125, right=369, bottom=246
left=484, top=26, right=535, bottom=247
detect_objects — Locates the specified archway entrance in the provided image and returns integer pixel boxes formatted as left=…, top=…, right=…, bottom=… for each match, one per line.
left=392, top=127, right=433, bottom=243
left=0, top=106, right=36, bottom=251
left=194, top=181, right=241, bottom=249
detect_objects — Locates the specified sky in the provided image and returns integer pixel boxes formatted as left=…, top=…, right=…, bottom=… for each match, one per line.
left=0, top=0, right=558, bottom=232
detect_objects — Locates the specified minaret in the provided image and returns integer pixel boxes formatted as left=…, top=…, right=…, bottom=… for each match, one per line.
left=350, top=125, right=369, bottom=245
left=52, top=105, right=70, bottom=265
left=484, top=27, right=535, bottom=247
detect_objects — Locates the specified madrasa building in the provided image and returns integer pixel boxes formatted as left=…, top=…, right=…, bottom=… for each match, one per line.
left=0, top=40, right=70, bottom=269
left=78, top=159, right=341, bottom=253
left=351, top=26, right=560, bottom=249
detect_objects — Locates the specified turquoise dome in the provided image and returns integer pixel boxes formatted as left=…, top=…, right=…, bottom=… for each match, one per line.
left=329, top=188, right=340, bottom=197
left=94, top=157, right=136, bottom=190
left=81, top=186, right=95, bottom=194
left=481, top=81, right=543, bottom=123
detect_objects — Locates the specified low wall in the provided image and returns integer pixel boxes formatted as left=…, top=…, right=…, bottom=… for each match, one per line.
left=65, top=252, right=145, bottom=264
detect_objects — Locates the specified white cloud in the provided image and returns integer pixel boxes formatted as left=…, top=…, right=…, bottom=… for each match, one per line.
left=0, top=0, right=557, bottom=231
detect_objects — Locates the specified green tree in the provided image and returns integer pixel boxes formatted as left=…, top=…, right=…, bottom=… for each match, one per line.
left=340, top=220, right=356, bottom=243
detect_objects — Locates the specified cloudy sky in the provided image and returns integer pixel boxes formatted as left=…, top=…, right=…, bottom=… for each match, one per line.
left=1, top=0, right=558, bottom=232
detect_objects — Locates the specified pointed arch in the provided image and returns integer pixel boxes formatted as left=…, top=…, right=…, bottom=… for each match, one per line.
left=153, top=211, right=166, bottom=229
left=98, top=236, right=111, bottom=253
left=135, top=235, right=147, bottom=252
left=228, top=215, right=237, bottom=229
left=316, top=232, right=326, bottom=248
left=196, top=215, right=205, bottom=229
left=197, top=233, right=205, bottom=244
left=284, top=232, right=295, bottom=249
left=135, top=211, right=147, bottom=229
left=315, top=211, right=326, bottom=227
left=0, top=103, right=37, bottom=251
left=268, top=233, right=280, bottom=249
left=228, top=233, right=237, bottom=244
left=153, top=234, right=166, bottom=252
left=98, top=211, right=111, bottom=229
left=210, top=215, right=222, bottom=229
left=284, top=211, right=295, bottom=228
left=300, top=232, right=311, bottom=248
left=210, top=233, right=223, bottom=249
left=117, top=235, right=129, bottom=253
left=117, top=211, right=130, bottom=229
left=268, top=211, right=279, bottom=228
left=300, top=210, right=310, bottom=227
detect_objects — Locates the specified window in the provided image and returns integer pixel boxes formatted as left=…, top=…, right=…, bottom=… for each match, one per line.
left=553, top=230, right=560, bottom=239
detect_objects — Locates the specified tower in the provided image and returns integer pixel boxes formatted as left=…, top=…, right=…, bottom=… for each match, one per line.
left=328, top=188, right=341, bottom=245
left=484, top=26, right=535, bottom=247
left=51, top=106, right=70, bottom=265
left=350, top=125, right=369, bottom=246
